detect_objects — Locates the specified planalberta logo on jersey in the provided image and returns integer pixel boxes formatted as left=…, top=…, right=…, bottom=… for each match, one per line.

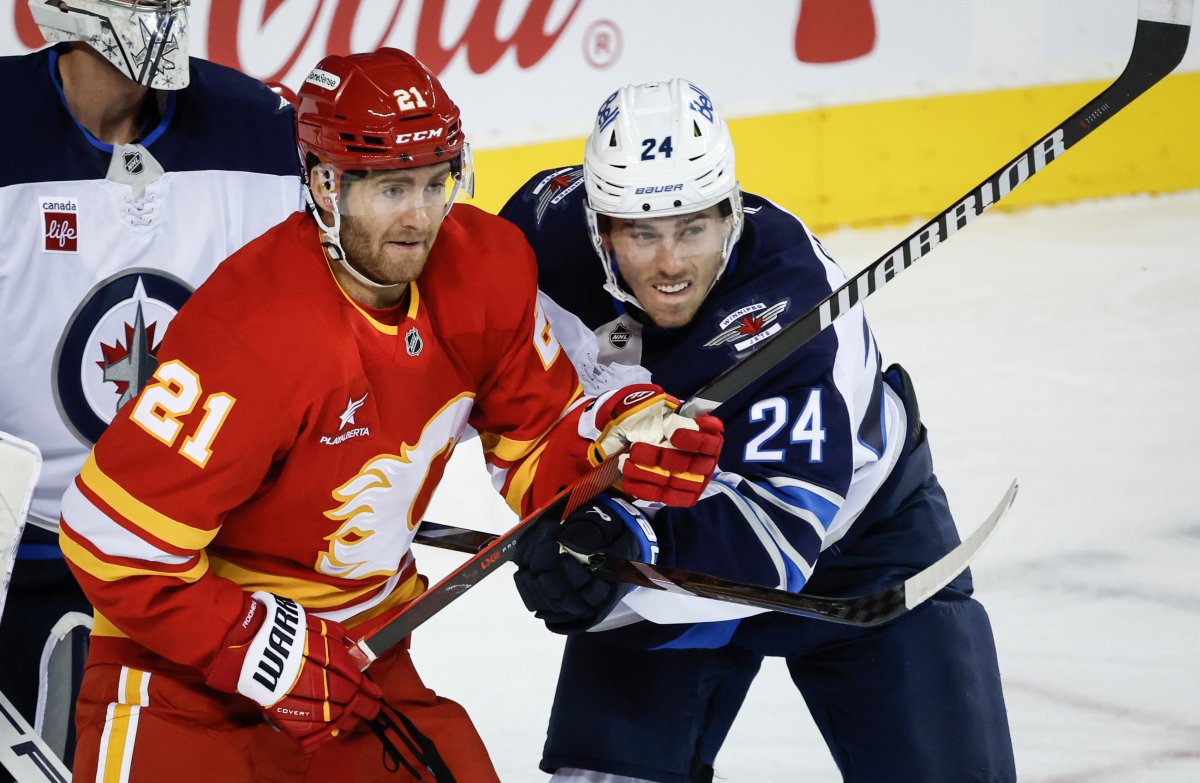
left=704, top=299, right=789, bottom=352
left=321, top=392, right=372, bottom=446
left=40, top=196, right=79, bottom=253
left=54, top=270, right=193, bottom=445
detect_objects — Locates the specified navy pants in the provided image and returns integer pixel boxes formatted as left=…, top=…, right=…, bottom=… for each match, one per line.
left=540, top=426, right=1016, bottom=782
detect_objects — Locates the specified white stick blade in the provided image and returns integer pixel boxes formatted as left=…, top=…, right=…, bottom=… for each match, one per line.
left=903, top=480, right=1018, bottom=609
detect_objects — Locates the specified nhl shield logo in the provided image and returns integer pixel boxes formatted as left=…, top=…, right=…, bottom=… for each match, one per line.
left=405, top=326, right=424, bottom=357
left=123, top=150, right=144, bottom=175
left=608, top=323, right=631, bottom=349
left=53, top=270, right=193, bottom=444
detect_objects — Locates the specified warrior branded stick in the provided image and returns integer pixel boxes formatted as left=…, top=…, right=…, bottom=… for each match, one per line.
left=411, top=481, right=1016, bottom=626
left=352, top=0, right=1192, bottom=666
left=682, top=0, right=1194, bottom=416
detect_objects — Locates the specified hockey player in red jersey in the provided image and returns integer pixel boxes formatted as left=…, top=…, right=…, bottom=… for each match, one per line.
left=58, top=49, right=723, bottom=782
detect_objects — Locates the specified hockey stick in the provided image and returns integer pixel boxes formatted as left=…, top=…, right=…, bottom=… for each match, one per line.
left=0, top=689, right=71, bottom=783
left=351, top=0, right=1192, bottom=667
left=682, top=0, right=1194, bottom=416
left=411, top=480, right=1016, bottom=626
left=1, top=433, right=42, bottom=622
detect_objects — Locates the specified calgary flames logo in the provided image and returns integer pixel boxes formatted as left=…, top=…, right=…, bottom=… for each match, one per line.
left=317, top=396, right=473, bottom=579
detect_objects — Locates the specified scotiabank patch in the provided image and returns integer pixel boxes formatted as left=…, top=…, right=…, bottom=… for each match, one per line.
left=41, top=196, right=79, bottom=253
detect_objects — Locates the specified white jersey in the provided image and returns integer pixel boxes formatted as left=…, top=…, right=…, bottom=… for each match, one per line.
left=0, top=46, right=302, bottom=533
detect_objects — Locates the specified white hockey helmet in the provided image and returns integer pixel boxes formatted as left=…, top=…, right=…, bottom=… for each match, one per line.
left=584, top=78, right=743, bottom=310
left=28, top=0, right=190, bottom=90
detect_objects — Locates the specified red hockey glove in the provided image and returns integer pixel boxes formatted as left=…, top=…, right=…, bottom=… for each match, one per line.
left=207, top=592, right=381, bottom=751
left=586, top=384, right=724, bottom=507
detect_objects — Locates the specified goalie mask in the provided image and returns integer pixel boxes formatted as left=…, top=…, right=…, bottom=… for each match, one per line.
left=583, top=78, right=743, bottom=314
left=296, top=48, right=473, bottom=289
left=28, top=0, right=190, bottom=90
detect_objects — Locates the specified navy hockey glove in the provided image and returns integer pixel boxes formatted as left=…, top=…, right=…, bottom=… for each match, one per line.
left=513, top=495, right=658, bottom=634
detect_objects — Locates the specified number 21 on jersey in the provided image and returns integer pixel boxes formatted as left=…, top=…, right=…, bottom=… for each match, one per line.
left=744, top=389, right=826, bottom=463
left=129, top=359, right=235, bottom=468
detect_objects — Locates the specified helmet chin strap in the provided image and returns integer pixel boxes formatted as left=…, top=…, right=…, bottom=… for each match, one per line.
left=304, top=186, right=406, bottom=292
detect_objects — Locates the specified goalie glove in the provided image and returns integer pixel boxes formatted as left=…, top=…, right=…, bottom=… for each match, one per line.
left=584, top=384, right=724, bottom=507
left=207, top=592, right=381, bottom=750
left=513, top=495, right=657, bottom=634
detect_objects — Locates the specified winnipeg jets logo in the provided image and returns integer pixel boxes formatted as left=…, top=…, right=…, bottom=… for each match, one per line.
left=53, top=270, right=192, bottom=445
left=704, top=300, right=789, bottom=352
left=338, top=393, right=368, bottom=431
left=531, top=167, right=585, bottom=226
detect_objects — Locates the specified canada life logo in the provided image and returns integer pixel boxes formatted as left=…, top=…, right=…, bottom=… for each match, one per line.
left=41, top=196, right=79, bottom=253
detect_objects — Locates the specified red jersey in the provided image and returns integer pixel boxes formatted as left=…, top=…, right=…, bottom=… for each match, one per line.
left=59, top=207, right=584, bottom=674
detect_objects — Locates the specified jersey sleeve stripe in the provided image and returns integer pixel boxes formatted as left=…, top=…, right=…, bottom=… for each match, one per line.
left=81, top=454, right=220, bottom=550
left=60, top=520, right=208, bottom=583
left=708, top=479, right=788, bottom=589
left=480, top=382, right=585, bottom=464
left=499, top=439, right=551, bottom=512
left=764, top=475, right=845, bottom=511
left=739, top=478, right=828, bottom=540
left=61, top=481, right=194, bottom=565
left=735, top=488, right=817, bottom=589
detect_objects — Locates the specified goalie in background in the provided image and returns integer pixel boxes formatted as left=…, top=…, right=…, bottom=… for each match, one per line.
left=0, top=0, right=302, bottom=773
left=502, top=79, right=1016, bottom=783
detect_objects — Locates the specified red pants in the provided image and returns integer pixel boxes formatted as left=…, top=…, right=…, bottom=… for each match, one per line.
left=73, top=639, right=499, bottom=783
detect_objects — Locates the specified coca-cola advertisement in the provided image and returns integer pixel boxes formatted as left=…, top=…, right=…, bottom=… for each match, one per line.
left=5, top=0, right=1186, bottom=148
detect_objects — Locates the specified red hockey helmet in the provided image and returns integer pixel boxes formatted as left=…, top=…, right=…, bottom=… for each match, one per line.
left=297, top=48, right=468, bottom=176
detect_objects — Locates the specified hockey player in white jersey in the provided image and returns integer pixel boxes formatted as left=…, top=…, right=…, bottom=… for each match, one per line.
left=502, top=80, right=1016, bottom=782
left=0, top=0, right=302, bottom=770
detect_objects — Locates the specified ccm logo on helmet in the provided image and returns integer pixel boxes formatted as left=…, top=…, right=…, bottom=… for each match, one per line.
left=622, top=390, right=657, bottom=405
left=395, top=129, right=444, bottom=144
left=634, top=184, right=683, bottom=195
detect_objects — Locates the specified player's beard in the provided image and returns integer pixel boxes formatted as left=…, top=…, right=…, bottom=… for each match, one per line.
left=339, top=214, right=432, bottom=287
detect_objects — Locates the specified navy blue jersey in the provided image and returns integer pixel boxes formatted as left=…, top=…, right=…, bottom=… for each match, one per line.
left=0, top=45, right=298, bottom=186
left=502, top=167, right=908, bottom=645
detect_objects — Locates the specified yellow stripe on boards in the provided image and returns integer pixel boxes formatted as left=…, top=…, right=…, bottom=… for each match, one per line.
left=466, top=72, right=1199, bottom=232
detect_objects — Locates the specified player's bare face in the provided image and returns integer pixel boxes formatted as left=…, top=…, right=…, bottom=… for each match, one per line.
left=607, top=207, right=730, bottom=329
left=338, top=164, right=451, bottom=292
